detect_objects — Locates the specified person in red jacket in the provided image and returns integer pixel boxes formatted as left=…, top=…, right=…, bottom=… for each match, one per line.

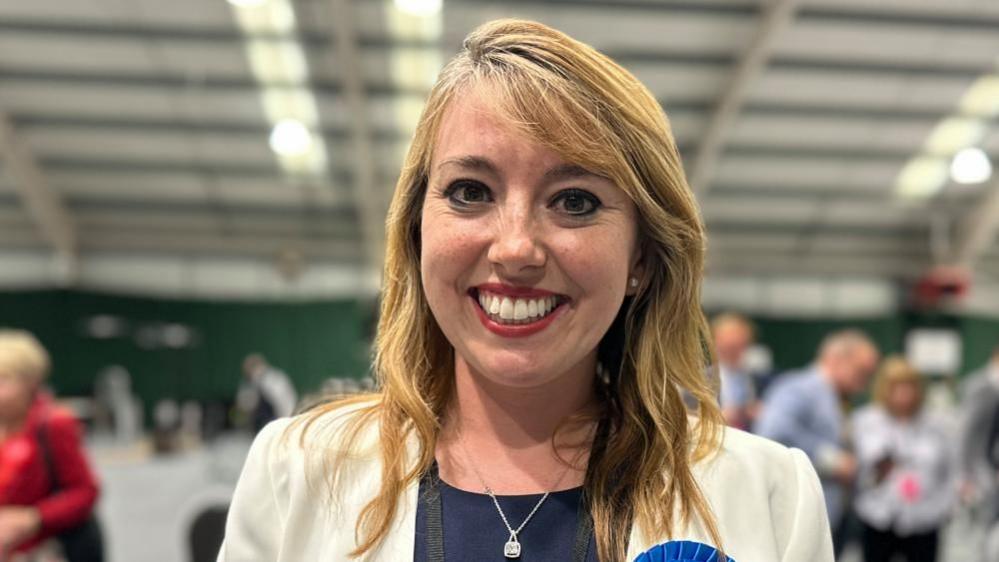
left=0, top=329, right=100, bottom=560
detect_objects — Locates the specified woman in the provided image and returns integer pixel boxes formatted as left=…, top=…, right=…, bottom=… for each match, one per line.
left=218, top=19, right=831, bottom=562
left=0, top=330, right=102, bottom=561
left=851, top=356, right=956, bottom=562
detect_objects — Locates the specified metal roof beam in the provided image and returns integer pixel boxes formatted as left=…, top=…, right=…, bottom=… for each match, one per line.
left=688, top=0, right=801, bottom=195
left=325, top=0, right=385, bottom=278
left=0, top=111, right=78, bottom=280
left=954, top=177, right=999, bottom=270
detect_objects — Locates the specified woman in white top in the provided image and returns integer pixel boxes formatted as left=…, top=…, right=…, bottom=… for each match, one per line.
left=217, top=19, right=832, bottom=562
left=851, top=356, right=956, bottom=562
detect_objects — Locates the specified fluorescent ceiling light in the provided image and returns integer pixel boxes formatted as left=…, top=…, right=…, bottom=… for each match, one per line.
left=269, top=119, right=313, bottom=156
left=393, top=0, right=442, bottom=16
left=960, top=74, right=999, bottom=117
left=925, top=117, right=985, bottom=154
left=951, top=147, right=993, bottom=184
left=232, top=0, right=328, bottom=178
left=896, top=156, right=949, bottom=199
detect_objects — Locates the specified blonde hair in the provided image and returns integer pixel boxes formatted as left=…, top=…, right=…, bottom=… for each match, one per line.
left=298, top=19, right=723, bottom=561
left=0, top=329, right=51, bottom=385
left=872, top=355, right=924, bottom=410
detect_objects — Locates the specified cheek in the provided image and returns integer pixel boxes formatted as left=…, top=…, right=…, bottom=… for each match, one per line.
left=420, top=210, right=487, bottom=293
left=551, top=227, right=636, bottom=288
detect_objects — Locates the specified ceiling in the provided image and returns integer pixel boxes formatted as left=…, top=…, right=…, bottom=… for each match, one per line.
left=0, top=0, right=997, bottom=289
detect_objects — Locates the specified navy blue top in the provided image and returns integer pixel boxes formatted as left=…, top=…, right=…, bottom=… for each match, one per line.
left=414, top=473, right=598, bottom=562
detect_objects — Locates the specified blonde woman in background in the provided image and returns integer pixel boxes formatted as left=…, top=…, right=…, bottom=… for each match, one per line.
left=851, top=356, right=956, bottom=562
left=0, top=330, right=102, bottom=562
left=218, top=19, right=831, bottom=562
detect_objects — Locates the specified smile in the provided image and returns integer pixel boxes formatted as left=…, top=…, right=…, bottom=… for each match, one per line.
left=468, top=285, right=569, bottom=337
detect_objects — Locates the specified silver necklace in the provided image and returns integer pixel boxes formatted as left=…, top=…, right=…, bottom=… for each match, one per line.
left=456, top=431, right=575, bottom=559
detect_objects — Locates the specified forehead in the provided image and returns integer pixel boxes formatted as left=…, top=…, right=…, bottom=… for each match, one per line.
left=432, top=94, right=567, bottom=172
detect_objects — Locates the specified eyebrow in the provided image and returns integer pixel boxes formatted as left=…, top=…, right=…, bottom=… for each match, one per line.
left=437, top=156, right=499, bottom=177
left=437, top=157, right=602, bottom=183
left=542, top=163, right=603, bottom=183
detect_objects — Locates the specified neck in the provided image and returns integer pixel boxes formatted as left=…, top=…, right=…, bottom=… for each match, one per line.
left=816, top=362, right=846, bottom=398
left=437, top=354, right=599, bottom=494
left=448, top=354, right=598, bottom=446
left=0, top=411, right=29, bottom=437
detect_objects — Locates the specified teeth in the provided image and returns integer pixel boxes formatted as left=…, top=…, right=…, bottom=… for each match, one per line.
left=499, top=297, right=514, bottom=319
left=513, top=300, right=528, bottom=320
left=527, top=299, right=539, bottom=318
left=477, top=291, right=562, bottom=325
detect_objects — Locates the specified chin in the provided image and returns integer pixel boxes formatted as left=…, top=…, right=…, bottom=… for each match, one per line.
left=466, top=351, right=561, bottom=388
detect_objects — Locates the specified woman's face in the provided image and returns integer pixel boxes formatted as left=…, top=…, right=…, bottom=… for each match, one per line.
left=420, top=94, right=642, bottom=389
left=886, top=380, right=920, bottom=419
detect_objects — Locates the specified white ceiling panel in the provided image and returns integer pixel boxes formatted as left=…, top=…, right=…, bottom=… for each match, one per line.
left=702, top=197, right=819, bottom=224
left=776, top=22, right=999, bottom=68
left=0, top=34, right=154, bottom=74
left=804, top=0, right=999, bottom=18
left=131, top=0, right=237, bottom=29
left=0, top=81, right=177, bottom=118
left=444, top=3, right=752, bottom=54
left=627, top=63, right=730, bottom=102
left=50, top=170, right=210, bottom=202
left=0, top=0, right=113, bottom=23
left=714, top=155, right=901, bottom=190
left=818, top=201, right=931, bottom=227
left=751, top=69, right=978, bottom=110
left=146, top=41, right=253, bottom=79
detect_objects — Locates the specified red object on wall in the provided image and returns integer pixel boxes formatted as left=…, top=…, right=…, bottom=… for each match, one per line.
left=912, top=265, right=970, bottom=308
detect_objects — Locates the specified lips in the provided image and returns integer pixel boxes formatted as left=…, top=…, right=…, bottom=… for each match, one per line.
left=468, top=284, right=569, bottom=337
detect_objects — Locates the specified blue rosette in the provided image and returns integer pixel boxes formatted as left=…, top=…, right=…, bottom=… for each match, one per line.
left=633, top=540, right=735, bottom=562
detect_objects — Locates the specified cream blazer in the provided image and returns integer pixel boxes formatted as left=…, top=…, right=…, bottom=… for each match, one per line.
left=217, top=410, right=833, bottom=562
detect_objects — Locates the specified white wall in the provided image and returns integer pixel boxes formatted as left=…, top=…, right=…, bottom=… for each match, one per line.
left=0, top=250, right=377, bottom=300
left=701, top=275, right=899, bottom=317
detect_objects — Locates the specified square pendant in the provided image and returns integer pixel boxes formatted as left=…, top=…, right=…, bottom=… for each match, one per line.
left=504, top=540, right=521, bottom=558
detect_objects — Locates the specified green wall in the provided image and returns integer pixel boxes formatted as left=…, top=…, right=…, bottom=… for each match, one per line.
left=0, top=290, right=373, bottom=407
left=4, top=288, right=999, bottom=410
left=728, top=312, right=995, bottom=377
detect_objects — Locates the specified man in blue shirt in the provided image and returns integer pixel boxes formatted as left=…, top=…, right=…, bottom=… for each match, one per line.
left=754, top=330, right=880, bottom=555
left=712, top=313, right=758, bottom=431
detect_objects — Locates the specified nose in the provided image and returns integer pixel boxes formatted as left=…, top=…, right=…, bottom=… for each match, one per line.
left=487, top=204, right=546, bottom=277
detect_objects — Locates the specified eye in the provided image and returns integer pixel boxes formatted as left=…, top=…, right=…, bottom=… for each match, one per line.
left=552, top=189, right=601, bottom=216
left=443, top=180, right=493, bottom=206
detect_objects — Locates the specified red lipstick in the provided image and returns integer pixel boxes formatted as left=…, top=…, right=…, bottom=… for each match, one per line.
left=469, top=284, right=568, bottom=338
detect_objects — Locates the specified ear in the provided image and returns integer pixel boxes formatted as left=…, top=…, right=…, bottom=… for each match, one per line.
left=625, top=251, right=645, bottom=296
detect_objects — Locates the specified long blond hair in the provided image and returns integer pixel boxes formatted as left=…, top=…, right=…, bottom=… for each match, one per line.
left=298, top=19, right=724, bottom=561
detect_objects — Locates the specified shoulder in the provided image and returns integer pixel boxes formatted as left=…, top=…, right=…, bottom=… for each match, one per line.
left=962, top=370, right=993, bottom=398
left=762, top=369, right=815, bottom=401
left=256, top=396, right=382, bottom=462
left=244, top=396, right=385, bottom=494
left=698, top=425, right=810, bottom=482
left=694, top=425, right=826, bottom=519
left=37, top=404, right=84, bottom=438
left=691, top=427, right=831, bottom=559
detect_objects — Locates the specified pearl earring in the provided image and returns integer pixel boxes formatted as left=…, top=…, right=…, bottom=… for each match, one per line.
left=629, top=277, right=639, bottom=288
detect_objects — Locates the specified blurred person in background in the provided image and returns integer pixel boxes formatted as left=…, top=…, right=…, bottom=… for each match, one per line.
left=958, top=344, right=999, bottom=560
left=851, top=356, right=955, bottom=562
left=711, top=312, right=758, bottom=430
left=236, top=354, right=297, bottom=433
left=219, top=19, right=833, bottom=562
left=754, top=329, right=880, bottom=555
left=0, top=330, right=102, bottom=562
